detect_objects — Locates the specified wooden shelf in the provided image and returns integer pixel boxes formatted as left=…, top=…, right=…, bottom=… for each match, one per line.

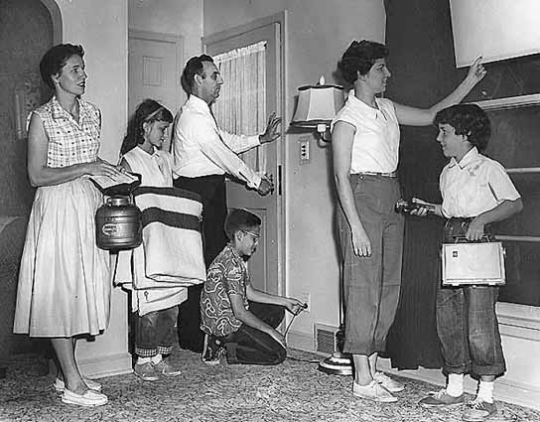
left=471, top=93, right=540, bottom=110
left=507, top=167, right=540, bottom=174
left=496, top=235, right=540, bottom=243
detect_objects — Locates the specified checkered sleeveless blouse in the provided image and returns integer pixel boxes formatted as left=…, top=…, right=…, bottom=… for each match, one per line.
left=31, top=96, right=101, bottom=168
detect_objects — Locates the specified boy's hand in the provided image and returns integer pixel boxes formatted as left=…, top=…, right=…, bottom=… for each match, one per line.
left=284, top=298, right=306, bottom=315
left=410, top=197, right=431, bottom=217
left=466, top=217, right=486, bottom=241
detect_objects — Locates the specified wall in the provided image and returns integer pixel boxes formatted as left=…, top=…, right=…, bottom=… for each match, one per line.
left=128, top=0, right=203, bottom=111
left=0, top=0, right=52, bottom=216
left=203, top=0, right=386, bottom=349
left=52, top=0, right=127, bottom=163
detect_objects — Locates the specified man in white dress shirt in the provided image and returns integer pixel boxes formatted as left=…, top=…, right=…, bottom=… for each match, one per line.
left=171, top=54, right=280, bottom=352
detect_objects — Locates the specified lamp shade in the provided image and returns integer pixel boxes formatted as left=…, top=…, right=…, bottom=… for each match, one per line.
left=291, top=83, right=345, bottom=129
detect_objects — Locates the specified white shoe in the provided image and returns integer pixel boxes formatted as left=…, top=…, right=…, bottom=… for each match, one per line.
left=373, top=371, right=405, bottom=392
left=54, top=377, right=102, bottom=392
left=353, top=380, right=397, bottom=403
left=61, top=389, right=108, bottom=407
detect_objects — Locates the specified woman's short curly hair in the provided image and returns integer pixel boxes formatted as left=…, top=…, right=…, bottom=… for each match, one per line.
left=39, top=44, right=85, bottom=89
left=338, top=40, right=389, bottom=85
left=434, top=104, right=491, bottom=151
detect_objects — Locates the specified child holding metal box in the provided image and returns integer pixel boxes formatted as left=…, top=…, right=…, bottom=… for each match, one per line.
left=412, top=104, right=522, bottom=422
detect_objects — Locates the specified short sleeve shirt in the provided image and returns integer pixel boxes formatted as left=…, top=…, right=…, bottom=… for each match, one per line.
left=332, top=94, right=400, bottom=174
left=200, top=244, right=250, bottom=337
left=440, top=148, right=521, bottom=218
left=122, top=146, right=174, bottom=188
left=32, top=96, right=101, bottom=168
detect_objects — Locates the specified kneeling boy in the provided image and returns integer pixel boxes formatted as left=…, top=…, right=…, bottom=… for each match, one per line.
left=200, top=208, right=304, bottom=365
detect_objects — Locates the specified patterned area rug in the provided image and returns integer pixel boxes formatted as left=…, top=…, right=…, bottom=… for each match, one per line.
left=1, top=348, right=539, bottom=422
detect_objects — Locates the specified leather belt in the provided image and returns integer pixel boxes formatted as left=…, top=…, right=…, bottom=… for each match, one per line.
left=356, top=171, right=397, bottom=178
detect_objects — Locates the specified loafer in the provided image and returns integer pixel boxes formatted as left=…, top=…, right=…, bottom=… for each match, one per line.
left=133, top=362, right=159, bottom=381
left=373, top=371, right=405, bottom=393
left=61, top=388, right=108, bottom=407
left=353, top=380, right=397, bottom=403
left=419, top=389, right=464, bottom=407
left=54, top=377, right=102, bottom=392
left=153, top=359, right=182, bottom=377
left=462, top=398, right=497, bottom=421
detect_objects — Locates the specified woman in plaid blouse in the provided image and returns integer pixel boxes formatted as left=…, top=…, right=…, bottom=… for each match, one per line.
left=13, top=44, right=123, bottom=407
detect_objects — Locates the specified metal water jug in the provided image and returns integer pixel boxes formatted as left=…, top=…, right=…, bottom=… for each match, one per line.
left=95, top=194, right=142, bottom=250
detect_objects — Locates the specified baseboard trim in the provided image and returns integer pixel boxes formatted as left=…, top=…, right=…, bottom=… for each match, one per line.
left=288, top=330, right=540, bottom=411
left=287, top=329, right=315, bottom=352
left=78, top=352, right=133, bottom=378
left=377, top=358, right=540, bottom=412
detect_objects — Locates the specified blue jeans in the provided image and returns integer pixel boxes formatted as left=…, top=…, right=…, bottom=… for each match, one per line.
left=338, top=174, right=404, bottom=355
left=135, top=305, right=179, bottom=358
left=436, top=285, right=505, bottom=376
left=219, top=302, right=286, bottom=365
left=436, top=218, right=506, bottom=376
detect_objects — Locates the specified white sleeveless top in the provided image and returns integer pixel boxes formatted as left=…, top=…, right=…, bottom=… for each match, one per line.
left=332, top=95, right=400, bottom=174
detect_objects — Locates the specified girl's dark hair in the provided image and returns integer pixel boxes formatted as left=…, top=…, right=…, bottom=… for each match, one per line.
left=39, top=44, right=85, bottom=89
left=434, top=104, right=491, bottom=151
left=338, top=40, right=389, bottom=85
left=121, top=99, right=173, bottom=155
left=224, top=208, right=261, bottom=241
left=181, top=54, right=215, bottom=94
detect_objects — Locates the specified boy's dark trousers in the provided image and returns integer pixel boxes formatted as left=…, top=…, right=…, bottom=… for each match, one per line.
left=436, top=218, right=506, bottom=376
left=219, top=302, right=287, bottom=365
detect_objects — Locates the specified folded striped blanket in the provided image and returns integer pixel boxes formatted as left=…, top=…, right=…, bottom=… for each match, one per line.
left=114, top=187, right=206, bottom=291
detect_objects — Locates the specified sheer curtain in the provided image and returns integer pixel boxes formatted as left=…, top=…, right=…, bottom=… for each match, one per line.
left=213, top=41, right=267, bottom=173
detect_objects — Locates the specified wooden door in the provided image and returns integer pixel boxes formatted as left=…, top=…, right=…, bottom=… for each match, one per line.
left=204, top=16, right=284, bottom=295
left=128, top=31, right=183, bottom=152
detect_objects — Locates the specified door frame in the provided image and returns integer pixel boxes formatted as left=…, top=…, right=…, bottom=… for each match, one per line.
left=128, top=29, right=184, bottom=113
left=202, top=11, right=287, bottom=296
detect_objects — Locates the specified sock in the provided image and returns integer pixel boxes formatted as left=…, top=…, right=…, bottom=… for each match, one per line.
left=151, top=354, right=163, bottom=364
left=137, top=356, right=151, bottom=365
left=447, top=373, right=464, bottom=397
left=477, top=380, right=494, bottom=403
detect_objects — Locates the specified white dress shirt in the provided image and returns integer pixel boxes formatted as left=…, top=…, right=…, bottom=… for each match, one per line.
left=172, top=95, right=262, bottom=189
left=440, top=147, right=520, bottom=218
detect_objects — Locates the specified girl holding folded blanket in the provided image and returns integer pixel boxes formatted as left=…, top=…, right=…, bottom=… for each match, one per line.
left=119, top=99, right=184, bottom=381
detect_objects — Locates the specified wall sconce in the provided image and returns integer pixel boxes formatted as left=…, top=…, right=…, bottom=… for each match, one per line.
left=290, top=76, right=345, bottom=142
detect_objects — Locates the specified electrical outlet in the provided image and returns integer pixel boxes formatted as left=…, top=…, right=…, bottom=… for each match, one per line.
left=299, top=137, right=310, bottom=164
left=298, top=292, right=311, bottom=313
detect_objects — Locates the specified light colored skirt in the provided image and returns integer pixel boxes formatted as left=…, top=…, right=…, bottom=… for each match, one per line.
left=13, top=177, right=111, bottom=337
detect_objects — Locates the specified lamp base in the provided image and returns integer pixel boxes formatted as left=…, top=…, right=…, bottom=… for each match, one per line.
left=318, top=352, right=353, bottom=376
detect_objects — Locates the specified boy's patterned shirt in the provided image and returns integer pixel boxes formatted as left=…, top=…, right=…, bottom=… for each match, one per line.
left=200, top=244, right=250, bottom=337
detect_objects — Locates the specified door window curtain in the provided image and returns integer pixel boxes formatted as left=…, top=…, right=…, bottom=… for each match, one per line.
left=213, top=41, right=267, bottom=173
